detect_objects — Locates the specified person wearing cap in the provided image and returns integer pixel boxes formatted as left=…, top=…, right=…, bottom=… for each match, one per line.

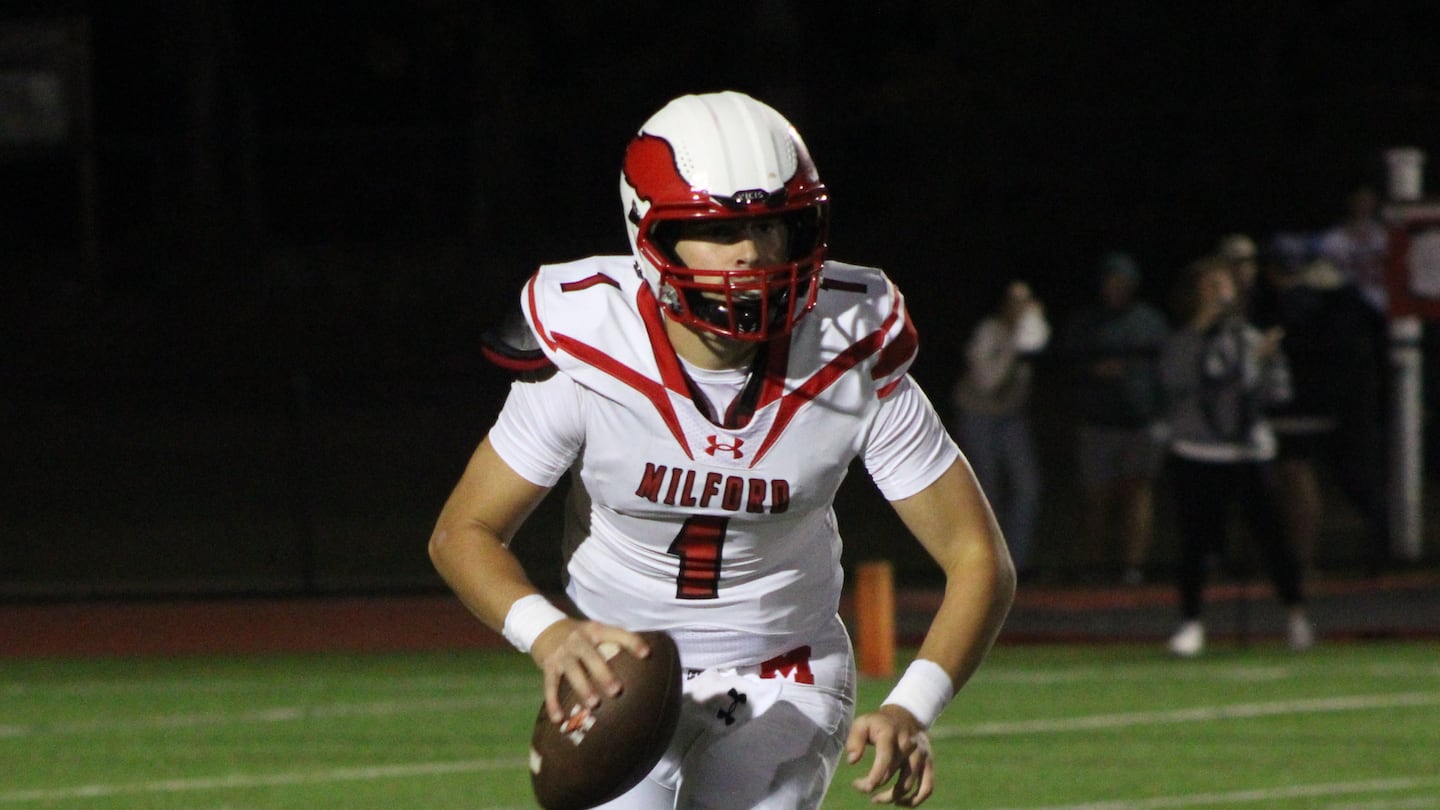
left=1058, top=252, right=1171, bottom=584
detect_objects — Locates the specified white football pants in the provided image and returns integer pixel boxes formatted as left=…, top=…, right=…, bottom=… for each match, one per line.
left=595, top=614, right=856, bottom=810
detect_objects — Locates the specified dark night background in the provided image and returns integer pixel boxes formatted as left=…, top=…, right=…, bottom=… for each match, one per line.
left=4, top=1, right=1439, bottom=598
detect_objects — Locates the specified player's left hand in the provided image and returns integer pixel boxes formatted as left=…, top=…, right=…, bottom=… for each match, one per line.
left=845, top=704, right=935, bottom=806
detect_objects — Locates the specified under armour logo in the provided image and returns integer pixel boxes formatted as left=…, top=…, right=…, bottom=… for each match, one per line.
left=704, top=435, right=744, bottom=459
left=716, top=688, right=747, bottom=726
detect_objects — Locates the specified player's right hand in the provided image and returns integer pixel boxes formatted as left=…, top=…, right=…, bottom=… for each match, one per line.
left=531, top=619, right=651, bottom=724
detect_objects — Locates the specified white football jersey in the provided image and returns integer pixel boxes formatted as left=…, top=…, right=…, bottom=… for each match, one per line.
left=488, top=255, right=958, bottom=669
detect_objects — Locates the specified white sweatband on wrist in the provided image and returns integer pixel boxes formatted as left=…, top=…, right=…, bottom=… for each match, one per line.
left=881, top=659, right=955, bottom=728
left=501, top=594, right=568, bottom=654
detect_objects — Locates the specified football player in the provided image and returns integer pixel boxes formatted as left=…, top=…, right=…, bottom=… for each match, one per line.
left=430, top=91, right=1015, bottom=808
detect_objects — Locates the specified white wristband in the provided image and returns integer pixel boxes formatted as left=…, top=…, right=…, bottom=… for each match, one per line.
left=881, top=659, right=955, bottom=728
left=501, top=594, right=568, bottom=654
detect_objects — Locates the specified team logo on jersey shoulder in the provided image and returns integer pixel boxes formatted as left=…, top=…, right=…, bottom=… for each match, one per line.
left=704, top=434, right=744, bottom=459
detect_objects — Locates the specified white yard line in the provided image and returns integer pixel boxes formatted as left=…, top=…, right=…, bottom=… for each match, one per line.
left=934, top=692, right=1440, bottom=737
left=0, top=695, right=523, bottom=739
left=1325, top=799, right=1439, bottom=810
left=4, top=686, right=1432, bottom=743
left=0, top=673, right=533, bottom=698
left=979, top=661, right=1440, bottom=686
left=0, top=759, right=526, bottom=804
left=969, top=776, right=1440, bottom=809
left=980, top=665, right=1303, bottom=685
left=4, top=766, right=1437, bottom=807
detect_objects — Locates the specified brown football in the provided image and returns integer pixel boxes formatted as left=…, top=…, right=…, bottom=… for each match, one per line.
left=528, top=630, right=683, bottom=810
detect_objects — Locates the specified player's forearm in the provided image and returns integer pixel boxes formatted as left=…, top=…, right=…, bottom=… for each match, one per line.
left=429, top=520, right=543, bottom=636
left=886, top=461, right=1016, bottom=692
left=916, top=536, right=1015, bottom=691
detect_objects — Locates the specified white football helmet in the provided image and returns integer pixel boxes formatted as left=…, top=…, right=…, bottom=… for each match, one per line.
left=620, top=91, right=829, bottom=341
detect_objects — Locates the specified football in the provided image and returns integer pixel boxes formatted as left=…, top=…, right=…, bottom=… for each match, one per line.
left=529, top=630, right=683, bottom=810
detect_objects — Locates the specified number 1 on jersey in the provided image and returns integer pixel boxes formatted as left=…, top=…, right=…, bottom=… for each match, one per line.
left=667, top=515, right=729, bottom=599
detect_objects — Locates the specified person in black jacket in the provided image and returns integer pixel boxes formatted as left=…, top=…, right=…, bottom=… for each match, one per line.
left=1059, top=253, right=1170, bottom=585
left=1251, top=233, right=1391, bottom=576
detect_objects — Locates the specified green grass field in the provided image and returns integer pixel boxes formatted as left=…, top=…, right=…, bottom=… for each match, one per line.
left=2, top=641, right=1437, bottom=809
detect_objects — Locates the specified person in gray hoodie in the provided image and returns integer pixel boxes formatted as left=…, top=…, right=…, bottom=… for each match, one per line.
left=1160, top=255, right=1314, bottom=657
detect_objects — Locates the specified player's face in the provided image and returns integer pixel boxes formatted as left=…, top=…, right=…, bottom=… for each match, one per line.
left=671, top=216, right=789, bottom=279
left=661, top=214, right=801, bottom=359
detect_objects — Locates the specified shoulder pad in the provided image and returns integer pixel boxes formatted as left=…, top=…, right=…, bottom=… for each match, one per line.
left=481, top=306, right=554, bottom=378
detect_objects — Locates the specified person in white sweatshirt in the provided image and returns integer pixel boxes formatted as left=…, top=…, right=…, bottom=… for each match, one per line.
left=952, top=280, right=1051, bottom=576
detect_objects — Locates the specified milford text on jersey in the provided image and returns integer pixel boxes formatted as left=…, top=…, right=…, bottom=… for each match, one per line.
left=634, top=463, right=790, bottom=514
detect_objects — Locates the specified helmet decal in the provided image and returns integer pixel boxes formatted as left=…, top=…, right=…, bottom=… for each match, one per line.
left=623, top=134, right=705, bottom=210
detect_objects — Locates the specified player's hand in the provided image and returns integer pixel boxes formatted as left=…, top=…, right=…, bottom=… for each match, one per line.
left=845, top=704, right=935, bottom=806
left=530, top=619, right=651, bottom=724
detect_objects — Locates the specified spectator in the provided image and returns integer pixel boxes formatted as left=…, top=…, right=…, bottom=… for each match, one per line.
left=1253, top=233, right=1391, bottom=575
left=1160, top=257, right=1314, bottom=657
left=1318, top=185, right=1390, bottom=319
left=953, top=280, right=1050, bottom=577
left=1216, top=233, right=1261, bottom=308
left=1316, top=185, right=1392, bottom=448
left=1059, top=252, right=1170, bottom=585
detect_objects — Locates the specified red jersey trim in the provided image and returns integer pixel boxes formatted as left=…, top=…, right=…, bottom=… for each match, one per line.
left=551, top=334, right=694, bottom=460
left=750, top=330, right=887, bottom=466
left=749, top=285, right=908, bottom=465
left=527, top=271, right=695, bottom=460
left=635, top=284, right=694, bottom=396
left=871, top=293, right=917, bottom=383
left=875, top=377, right=905, bottom=399
left=560, top=273, right=622, bottom=293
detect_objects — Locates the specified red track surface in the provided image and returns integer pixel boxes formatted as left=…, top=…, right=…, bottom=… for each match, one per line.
left=0, top=595, right=503, bottom=657
left=3, top=569, right=1437, bottom=658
